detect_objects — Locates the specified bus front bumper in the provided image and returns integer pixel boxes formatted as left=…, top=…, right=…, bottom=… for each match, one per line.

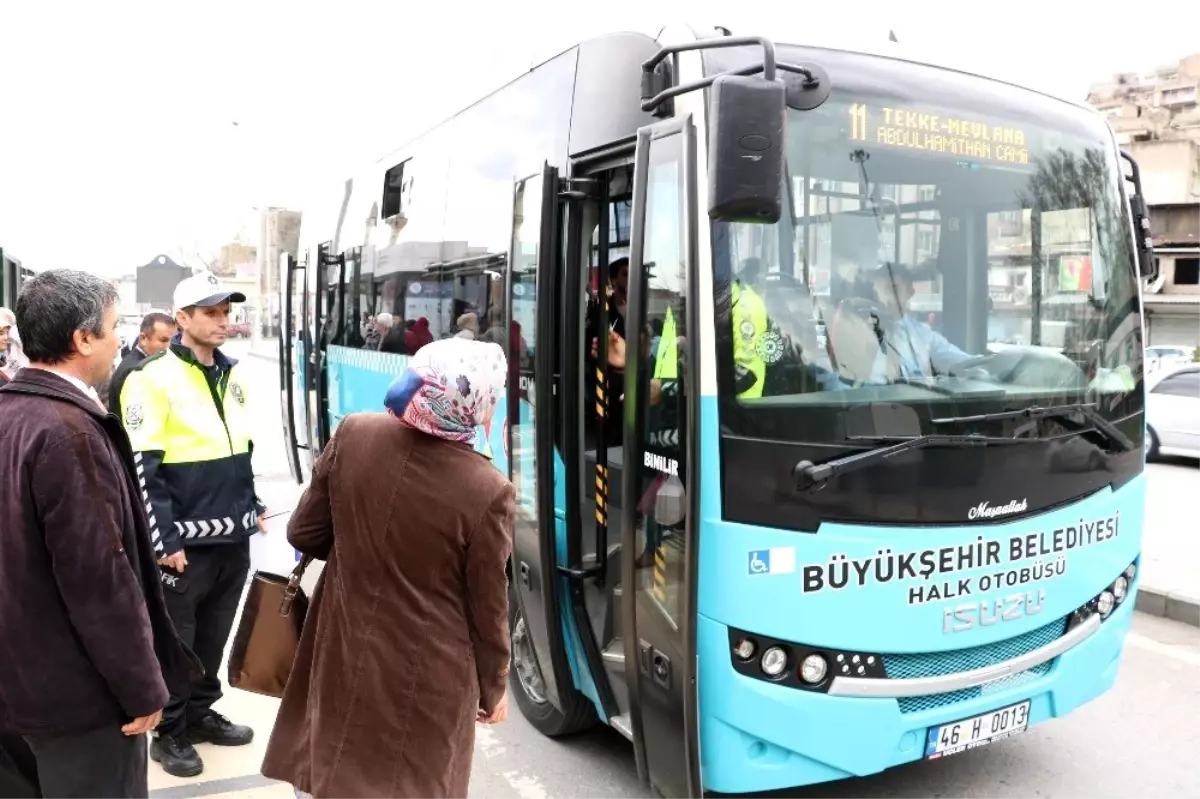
left=696, top=596, right=1135, bottom=794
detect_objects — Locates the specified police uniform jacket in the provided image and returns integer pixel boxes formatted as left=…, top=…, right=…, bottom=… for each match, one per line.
left=120, top=337, right=265, bottom=557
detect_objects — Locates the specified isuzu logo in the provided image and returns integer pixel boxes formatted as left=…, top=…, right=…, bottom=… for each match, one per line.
left=943, top=589, right=1045, bottom=634
left=968, top=498, right=1028, bottom=520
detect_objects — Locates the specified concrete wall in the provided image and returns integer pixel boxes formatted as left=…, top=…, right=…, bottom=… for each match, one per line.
left=1127, top=140, right=1200, bottom=205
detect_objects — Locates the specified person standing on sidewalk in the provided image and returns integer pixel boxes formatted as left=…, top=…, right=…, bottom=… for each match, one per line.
left=120, top=271, right=266, bottom=778
left=0, top=270, right=199, bottom=798
left=103, top=311, right=175, bottom=419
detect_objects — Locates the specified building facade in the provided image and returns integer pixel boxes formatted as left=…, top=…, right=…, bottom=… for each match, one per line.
left=1088, top=53, right=1200, bottom=349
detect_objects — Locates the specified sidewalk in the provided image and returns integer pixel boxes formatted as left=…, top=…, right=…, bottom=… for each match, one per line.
left=239, top=336, right=281, bottom=362
left=1134, top=461, right=1200, bottom=627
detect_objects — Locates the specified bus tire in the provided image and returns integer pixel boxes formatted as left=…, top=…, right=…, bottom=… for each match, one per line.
left=507, top=583, right=597, bottom=737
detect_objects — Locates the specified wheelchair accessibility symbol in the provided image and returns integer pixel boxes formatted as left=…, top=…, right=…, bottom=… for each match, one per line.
left=747, top=547, right=795, bottom=576
left=748, top=550, right=770, bottom=574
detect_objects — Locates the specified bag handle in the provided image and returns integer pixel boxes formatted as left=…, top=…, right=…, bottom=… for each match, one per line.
left=280, top=554, right=314, bottom=617
left=52, top=403, right=126, bottom=554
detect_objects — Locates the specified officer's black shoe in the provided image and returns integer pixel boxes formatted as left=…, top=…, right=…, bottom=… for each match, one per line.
left=187, top=711, right=254, bottom=747
left=150, top=735, right=204, bottom=778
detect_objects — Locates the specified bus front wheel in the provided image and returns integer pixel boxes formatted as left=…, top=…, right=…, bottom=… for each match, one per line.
left=507, top=584, right=597, bottom=737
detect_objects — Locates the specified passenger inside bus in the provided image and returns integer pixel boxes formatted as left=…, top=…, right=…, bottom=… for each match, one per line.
left=586, top=257, right=630, bottom=448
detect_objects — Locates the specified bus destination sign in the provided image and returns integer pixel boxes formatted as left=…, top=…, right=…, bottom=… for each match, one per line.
left=848, top=103, right=1031, bottom=165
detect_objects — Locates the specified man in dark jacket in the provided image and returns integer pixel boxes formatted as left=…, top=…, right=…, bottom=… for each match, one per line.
left=106, top=311, right=174, bottom=419
left=0, top=270, right=198, bottom=798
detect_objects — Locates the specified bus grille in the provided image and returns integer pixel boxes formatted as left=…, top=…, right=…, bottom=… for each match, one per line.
left=883, top=614, right=1069, bottom=714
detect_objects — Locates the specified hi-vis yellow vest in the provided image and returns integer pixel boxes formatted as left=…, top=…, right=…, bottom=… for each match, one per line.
left=731, top=281, right=768, bottom=398
left=654, top=305, right=679, bottom=381
left=120, top=345, right=262, bottom=556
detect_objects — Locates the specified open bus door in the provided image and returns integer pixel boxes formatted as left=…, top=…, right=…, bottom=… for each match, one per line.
left=505, top=165, right=579, bottom=716
left=312, top=241, right=347, bottom=454
left=278, top=251, right=308, bottom=484
left=620, top=115, right=701, bottom=798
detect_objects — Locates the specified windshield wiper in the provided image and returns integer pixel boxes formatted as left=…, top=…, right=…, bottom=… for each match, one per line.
left=793, top=434, right=1030, bottom=492
left=929, top=402, right=1135, bottom=452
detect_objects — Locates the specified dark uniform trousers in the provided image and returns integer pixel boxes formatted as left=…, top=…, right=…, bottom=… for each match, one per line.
left=157, top=541, right=251, bottom=739
left=0, top=733, right=39, bottom=798
left=0, top=726, right=148, bottom=798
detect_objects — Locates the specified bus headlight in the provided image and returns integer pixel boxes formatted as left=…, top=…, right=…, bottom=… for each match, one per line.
left=1097, top=590, right=1116, bottom=617
left=799, top=653, right=827, bottom=684
left=760, top=647, right=788, bottom=677
left=1124, top=563, right=1136, bottom=581
left=1113, top=576, right=1128, bottom=603
left=732, top=638, right=756, bottom=661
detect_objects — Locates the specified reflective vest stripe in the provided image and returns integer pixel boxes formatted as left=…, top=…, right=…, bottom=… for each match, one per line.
left=654, top=306, right=678, bottom=380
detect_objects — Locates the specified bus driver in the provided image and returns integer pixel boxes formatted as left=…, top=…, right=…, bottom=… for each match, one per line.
left=825, top=262, right=975, bottom=386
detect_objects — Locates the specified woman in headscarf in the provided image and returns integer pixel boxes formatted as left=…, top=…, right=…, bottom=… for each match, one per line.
left=405, top=316, right=434, bottom=353
left=261, top=337, right=515, bottom=799
left=0, top=307, right=27, bottom=384
left=454, top=311, right=479, bottom=340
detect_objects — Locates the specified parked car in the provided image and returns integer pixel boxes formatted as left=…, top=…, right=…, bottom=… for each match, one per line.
left=1146, top=344, right=1197, bottom=374
left=1145, top=362, right=1200, bottom=461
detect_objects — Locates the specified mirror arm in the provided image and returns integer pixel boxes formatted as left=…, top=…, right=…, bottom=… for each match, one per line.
left=642, top=60, right=819, bottom=113
left=1119, top=149, right=1157, bottom=280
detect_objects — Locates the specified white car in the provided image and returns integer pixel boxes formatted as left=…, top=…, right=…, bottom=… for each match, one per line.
left=1146, top=345, right=1196, bottom=374
left=1145, top=362, right=1200, bottom=460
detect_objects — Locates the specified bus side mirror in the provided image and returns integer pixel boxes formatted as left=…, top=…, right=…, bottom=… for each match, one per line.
left=1129, top=194, right=1157, bottom=279
left=707, top=75, right=787, bottom=224
left=1120, top=150, right=1157, bottom=279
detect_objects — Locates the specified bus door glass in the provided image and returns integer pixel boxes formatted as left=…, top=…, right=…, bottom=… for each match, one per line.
left=313, top=242, right=345, bottom=452
left=507, top=166, right=577, bottom=712
left=622, top=116, right=699, bottom=798
left=278, top=251, right=306, bottom=483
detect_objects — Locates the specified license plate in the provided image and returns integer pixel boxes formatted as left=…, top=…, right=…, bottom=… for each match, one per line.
left=924, top=700, right=1030, bottom=759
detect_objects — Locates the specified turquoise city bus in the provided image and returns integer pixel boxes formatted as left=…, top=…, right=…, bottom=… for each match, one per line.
left=279, top=23, right=1157, bottom=796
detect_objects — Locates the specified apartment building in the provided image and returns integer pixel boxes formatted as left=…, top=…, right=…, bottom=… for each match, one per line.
left=1088, top=53, right=1200, bottom=348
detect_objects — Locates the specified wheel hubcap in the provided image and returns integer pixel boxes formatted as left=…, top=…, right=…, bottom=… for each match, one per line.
left=511, top=614, right=547, bottom=704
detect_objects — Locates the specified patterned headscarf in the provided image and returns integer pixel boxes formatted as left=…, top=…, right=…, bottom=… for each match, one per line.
left=383, top=337, right=507, bottom=444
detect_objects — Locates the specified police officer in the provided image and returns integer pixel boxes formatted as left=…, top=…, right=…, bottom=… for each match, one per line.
left=730, top=257, right=769, bottom=398
left=120, top=271, right=263, bottom=778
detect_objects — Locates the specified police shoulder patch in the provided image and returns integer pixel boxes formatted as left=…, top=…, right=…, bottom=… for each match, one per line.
left=125, top=402, right=145, bottom=430
left=739, top=319, right=756, bottom=342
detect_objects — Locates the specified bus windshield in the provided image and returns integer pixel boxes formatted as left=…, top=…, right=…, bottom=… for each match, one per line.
left=707, top=45, right=1145, bottom=528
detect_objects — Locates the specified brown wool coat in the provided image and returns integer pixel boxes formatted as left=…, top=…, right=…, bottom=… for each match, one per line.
left=260, top=413, right=515, bottom=798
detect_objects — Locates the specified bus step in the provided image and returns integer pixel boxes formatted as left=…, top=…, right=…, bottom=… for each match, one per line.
left=610, top=712, right=634, bottom=741
left=601, top=639, right=625, bottom=666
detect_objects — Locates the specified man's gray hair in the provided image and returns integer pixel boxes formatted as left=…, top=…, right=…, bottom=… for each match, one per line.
left=15, top=269, right=119, bottom=364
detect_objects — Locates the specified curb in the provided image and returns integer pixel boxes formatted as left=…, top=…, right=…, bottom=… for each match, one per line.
left=1135, top=584, right=1200, bottom=628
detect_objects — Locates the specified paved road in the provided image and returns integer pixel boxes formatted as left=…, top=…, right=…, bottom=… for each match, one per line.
left=1141, top=458, right=1200, bottom=624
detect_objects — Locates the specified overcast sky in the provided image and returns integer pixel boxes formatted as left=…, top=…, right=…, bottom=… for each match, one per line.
left=0, top=0, right=1194, bottom=277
